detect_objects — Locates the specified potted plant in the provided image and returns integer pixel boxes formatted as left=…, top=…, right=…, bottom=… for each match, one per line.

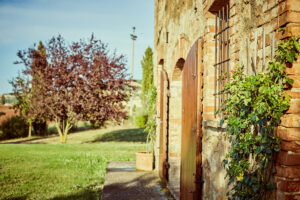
left=136, top=87, right=156, bottom=171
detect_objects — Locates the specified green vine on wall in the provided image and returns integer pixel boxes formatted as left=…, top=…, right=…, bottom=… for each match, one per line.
left=218, top=30, right=300, bottom=199
left=145, top=87, right=157, bottom=153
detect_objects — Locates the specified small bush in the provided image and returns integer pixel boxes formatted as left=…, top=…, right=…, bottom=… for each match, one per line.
left=90, top=120, right=105, bottom=129
left=33, top=120, right=47, bottom=136
left=0, top=116, right=28, bottom=140
left=135, top=114, right=148, bottom=128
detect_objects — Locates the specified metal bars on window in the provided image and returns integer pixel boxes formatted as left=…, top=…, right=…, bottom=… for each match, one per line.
left=248, top=28, right=276, bottom=76
left=214, top=3, right=230, bottom=116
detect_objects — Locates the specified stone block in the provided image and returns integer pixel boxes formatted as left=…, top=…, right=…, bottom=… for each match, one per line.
left=277, top=126, right=300, bottom=140
left=277, top=179, right=300, bottom=192
left=286, top=91, right=300, bottom=99
left=280, top=115, right=300, bottom=128
left=286, top=63, right=300, bottom=75
left=286, top=0, right=300, bottom=12
left=276, top=165, right=300, bottom=178
left=276, top=190, right=300, bottom=200
left=280, top=140, right=300, bottom=153
left=279, top=11, right=300, bottom=27
left=276, top=150, right=300, bottom=166
left=287, top=100, right=300, bottom=114
left=289, top=75, right=300, bottom=88
left=204, top=105, right=215, bottom=113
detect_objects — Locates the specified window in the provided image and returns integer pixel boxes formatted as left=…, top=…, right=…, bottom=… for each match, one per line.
left=214, top=2, right=230, bottom=116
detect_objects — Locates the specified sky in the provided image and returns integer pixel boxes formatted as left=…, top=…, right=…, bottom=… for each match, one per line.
left=0, top=0, right=154, bottom=94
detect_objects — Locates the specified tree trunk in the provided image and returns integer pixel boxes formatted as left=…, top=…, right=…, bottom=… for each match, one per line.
left=55, top=118, right=72, bottom=144
left=55, top=119, right=64, bottom=143
left=28, top=121, right=32, bottom=138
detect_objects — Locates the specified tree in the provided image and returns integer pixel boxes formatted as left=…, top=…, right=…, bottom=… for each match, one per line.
left=15, top=35, right=132, bottom=143
left=139, top=47, right=156, bottom=151
left=11, top=42, right=48, bottom=138
left=10, top=76, right=40, bottom=138
left=141, top=47, right=154, bottom=99
left=1, top=95, right=5, bottom=105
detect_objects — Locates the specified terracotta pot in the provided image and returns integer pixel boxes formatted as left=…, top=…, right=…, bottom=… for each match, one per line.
left=136, top=152, right=153, bottom=171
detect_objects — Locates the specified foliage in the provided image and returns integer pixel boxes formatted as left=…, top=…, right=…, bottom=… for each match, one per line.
left=15, top=34, right=133, bottom=143
left=139, top=47, right=157, bottom=152
left=135, top=114, right=148, bottom=128
left=10, top=41, right=48, bottom=138
left=90, top=120, right=105, bottom=129
left=32, top=120, right=47, bottom=136
left=218, top=32, right=300, bottom=199
left=141, top=47, right=154, bottom=99
left=145, top=87, right=157, bottom=153
left=0, top=116, right=28, bottom=140
left=1, top=95, right=5, bottom=105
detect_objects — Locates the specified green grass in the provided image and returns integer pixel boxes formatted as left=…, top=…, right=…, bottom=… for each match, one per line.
left=0, top=127, right=147, bottom=200
left=92, top=128, right=147, bottom=143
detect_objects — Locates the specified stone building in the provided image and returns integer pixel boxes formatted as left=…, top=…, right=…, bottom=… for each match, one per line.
left=153, top=0, right=300, bottom=199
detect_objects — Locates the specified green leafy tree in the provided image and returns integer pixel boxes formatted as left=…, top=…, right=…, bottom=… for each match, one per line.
left=139, top=47, right=156, bottom=152
left=11, top=41, right=48, bottom=138
left=141, top=47, right=154, bottom=100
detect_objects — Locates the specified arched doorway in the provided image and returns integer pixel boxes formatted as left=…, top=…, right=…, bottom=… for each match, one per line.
left=180, top=38, right=203, bottom=200
left=159, top=69, right=170, bottom=182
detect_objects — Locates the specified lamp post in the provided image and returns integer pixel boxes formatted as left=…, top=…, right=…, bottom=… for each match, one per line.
left=130, top=27, right=137, bottom=80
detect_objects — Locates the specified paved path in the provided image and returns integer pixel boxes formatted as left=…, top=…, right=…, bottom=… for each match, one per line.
left=101, top=161, right=174, bottom=200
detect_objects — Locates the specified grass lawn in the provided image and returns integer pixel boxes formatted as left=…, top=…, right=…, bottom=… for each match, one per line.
left=0, top=126, right=147, bottom=200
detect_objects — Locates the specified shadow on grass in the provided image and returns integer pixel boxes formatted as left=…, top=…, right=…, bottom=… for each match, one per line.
left=1, top=137, right=44, bottom=144
left=51, top=188, right=102, bottom=200
left=91, top=128, right=147, bottom=143
left=47, top=122, right=91, bottom=135
left=5, top=196, right=28, bottom=200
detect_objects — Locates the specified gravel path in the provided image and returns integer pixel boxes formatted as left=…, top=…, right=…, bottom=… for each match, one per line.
left=101, top=161, right=174, bottom=200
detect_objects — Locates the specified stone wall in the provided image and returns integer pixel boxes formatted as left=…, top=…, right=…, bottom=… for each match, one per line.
left=273, top=0, right=300, bottom=199
left=154, top=0, right=300, bottom=199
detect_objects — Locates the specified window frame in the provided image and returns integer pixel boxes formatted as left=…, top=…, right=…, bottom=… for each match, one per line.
left=214, top=2, right=230, bottom=117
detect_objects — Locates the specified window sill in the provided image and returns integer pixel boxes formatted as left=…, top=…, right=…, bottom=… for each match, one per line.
left=204, top=119, right=227, bottom=129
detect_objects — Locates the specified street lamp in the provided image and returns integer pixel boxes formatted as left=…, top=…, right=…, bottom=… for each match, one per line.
left=130, top=27, right=137, bottom=80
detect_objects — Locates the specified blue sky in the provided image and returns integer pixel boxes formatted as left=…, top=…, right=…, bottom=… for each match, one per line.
left=0, top=0, right=154, bottom=94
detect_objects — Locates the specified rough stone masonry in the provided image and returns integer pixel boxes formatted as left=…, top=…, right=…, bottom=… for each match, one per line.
left=153, top=0, right=300, bottom=199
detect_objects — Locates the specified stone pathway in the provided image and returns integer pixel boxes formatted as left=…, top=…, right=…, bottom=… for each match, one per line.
left=101, top=161, right=174, bottom=200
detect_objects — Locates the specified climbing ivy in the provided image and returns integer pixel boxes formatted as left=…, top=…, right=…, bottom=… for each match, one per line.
left=145, top=86, right=157, bottom=153
left=218, top=30, right=300, bottom=199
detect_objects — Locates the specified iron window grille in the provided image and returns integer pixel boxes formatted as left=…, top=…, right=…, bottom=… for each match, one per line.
left=214, top=2, right=230, bottom=117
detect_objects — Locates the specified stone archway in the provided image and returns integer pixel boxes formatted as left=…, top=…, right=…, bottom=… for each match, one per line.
left=167, top=58, right=185, bottom=198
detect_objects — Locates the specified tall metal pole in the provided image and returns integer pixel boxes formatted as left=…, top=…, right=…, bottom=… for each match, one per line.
left=130, top=27, right=137, bottom=80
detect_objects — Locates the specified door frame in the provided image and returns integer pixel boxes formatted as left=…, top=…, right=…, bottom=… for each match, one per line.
left=159, top=69, right=170, bottom=182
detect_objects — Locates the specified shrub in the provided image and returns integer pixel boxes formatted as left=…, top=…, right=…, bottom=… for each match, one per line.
left=0, top=116, right=28, bottom=140
left=33, top=120, right=47, bottom=136
left=90, top=120, right=105, bottom=129
left=135, top=114, right=148, bottom=128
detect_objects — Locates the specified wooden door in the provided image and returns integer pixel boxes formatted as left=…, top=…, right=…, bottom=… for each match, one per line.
left=159, top=70, right=169, bottom=182
left=180, top=39, right=203, bottom=200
